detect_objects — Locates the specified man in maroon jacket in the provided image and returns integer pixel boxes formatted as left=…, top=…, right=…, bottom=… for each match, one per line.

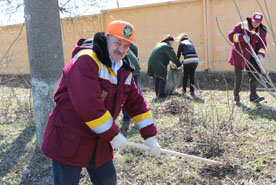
left=228, top=12, right=267, bottom=105
left=41, top=20, right=160, bottom=185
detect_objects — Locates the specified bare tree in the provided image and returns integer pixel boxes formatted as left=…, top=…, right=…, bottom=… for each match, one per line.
left=24, top=0, right=64, bottom=148
left=0, top=0, right=110, bottom=148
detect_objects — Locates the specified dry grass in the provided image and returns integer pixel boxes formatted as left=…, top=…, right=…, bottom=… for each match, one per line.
left=0, top=75, right=276, bottom=184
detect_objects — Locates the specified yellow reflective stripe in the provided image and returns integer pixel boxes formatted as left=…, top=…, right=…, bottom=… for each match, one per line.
left=259, top=48, right=266, bottom=54
left=73, top=49, right=117, bottom=83
left=86, top=111, right=112, bottom=129
left=233, top=33, right=240, bottom=43
left=91, top=51, right=101, bottom=70
left=91, top=116, right=113, bottom=133
left=109, top=69, right=116, bottom=76
left=103, top=64, right=116, bottom=77
left=133, top=111, right=152, bottom=123
left=73, top=49, right=101, bottom=70
left=78, top=49, right=92, bottom=58
left=132, top=111, right=154, bottom=129
left=125, top=73, right=132, bottom=85
left=90, top=51, right=117, bottom=83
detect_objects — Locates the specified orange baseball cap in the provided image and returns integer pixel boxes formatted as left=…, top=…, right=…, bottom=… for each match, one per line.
left=106, top=20, right=135, bottom=43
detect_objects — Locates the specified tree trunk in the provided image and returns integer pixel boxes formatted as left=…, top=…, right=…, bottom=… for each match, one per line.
left=24, top=0, right=64, bottom=148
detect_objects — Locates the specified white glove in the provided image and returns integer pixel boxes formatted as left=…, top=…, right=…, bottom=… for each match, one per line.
left=110, top=133, right=127, bottom=148
left=144, top=137, right=161, bottom=156
left=170, top=61, right=177, bottom=69
left=243, top=35, right=250, bottom=43
left=258, top=54, right=264, bottom=63
left=170, top=61, right=182, bottom=70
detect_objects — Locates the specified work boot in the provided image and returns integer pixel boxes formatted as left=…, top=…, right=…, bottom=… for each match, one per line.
left=250, top=94, right=265, bottom=103
left=234, top=94, right=240, bottom=105
left=182, top=89, right=186, bottom=95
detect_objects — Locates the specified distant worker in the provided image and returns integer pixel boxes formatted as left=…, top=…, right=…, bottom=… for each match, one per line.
left=41, top=20, right=161, bottom=185
left=147, top=35, right=181, bottom=98
left=121, top=43, right=143, bottom=134
left=228, top=12, right=267, bottom=105
left=127, top=43, right=142, bottom=93
left=126, top=43, right=142, bottom=96
left=177, top=33, right=198, bottom=96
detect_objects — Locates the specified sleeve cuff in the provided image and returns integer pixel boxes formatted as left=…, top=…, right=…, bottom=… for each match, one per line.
left=140, top=123, right=157, bottom=140
left=98, top=123, right=119, bottom=141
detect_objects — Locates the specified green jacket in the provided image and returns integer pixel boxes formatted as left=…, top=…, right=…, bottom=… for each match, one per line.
left=129, top=43, right=138, bottom=58
left=147, top=41, right=181, bottom=80
left=127, top=49, right=140, bottom=76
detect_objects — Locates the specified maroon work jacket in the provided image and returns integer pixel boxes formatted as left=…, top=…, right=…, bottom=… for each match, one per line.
left=228, top=18, right=267, bottom=69
left=41, top=39, right=157, bottom=168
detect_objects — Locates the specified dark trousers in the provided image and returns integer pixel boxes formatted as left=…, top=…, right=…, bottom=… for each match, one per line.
left=52, top=159, right=117, bottom=185
left=122, top=75, right=142, bottom=120
left=155, top=78, right=166, bottom=98
left=183, top=63, right=198, bottom=93
left=234, top=58, right=259, bottom=97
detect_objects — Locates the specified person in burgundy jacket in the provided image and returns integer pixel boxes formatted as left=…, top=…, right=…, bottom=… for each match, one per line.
left=41, top=20, right=161, bottom=185
left=228, top=12, right=267, bottom=105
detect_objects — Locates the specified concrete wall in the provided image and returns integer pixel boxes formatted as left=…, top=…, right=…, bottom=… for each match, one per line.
left=0, top=0, right=276, bottom=74
left=101, top=0, right=206, bottom=71
left=0, top=24, right=29, bottom=74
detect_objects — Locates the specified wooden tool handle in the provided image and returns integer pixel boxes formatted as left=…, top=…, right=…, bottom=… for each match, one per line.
left=126, top=141, right=222, bottom=166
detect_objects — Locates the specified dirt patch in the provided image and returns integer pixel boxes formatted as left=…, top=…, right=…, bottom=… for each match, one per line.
left=199, top=162, right=239, bottom=178
left=155, top=96, right=193, bottom=115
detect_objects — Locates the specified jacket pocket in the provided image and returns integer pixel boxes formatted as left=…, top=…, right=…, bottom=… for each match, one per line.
left=53, top=125, right=81, bottom=158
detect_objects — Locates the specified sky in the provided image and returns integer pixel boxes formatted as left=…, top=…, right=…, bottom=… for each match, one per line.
left=0, top=0, right=174, bottom=26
